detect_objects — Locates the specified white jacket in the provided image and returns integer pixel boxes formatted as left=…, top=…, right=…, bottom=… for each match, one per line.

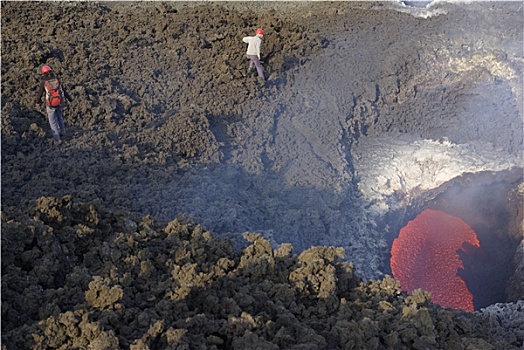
left=243, top=35, right=262, bottom=59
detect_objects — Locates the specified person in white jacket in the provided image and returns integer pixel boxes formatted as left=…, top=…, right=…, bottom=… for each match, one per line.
left=243, top=28, right=265, bottom=80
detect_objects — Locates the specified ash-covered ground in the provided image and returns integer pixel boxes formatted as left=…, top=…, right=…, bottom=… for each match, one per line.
left=1, top=1, right=523, bottom=349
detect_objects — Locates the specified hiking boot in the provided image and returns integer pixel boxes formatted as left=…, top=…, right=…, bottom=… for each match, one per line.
left=53, top=138, right=62, bottom=145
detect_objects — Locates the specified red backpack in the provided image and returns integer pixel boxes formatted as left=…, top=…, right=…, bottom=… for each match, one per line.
left=44, top=78, right=64, bottom=107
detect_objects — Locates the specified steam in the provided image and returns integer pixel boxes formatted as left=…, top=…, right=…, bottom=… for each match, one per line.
left=351, top=134, right=521, bottom=216
left=386, top=0, right=448, bottom=18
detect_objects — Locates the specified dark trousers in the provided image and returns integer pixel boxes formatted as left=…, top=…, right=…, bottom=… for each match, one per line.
left=246, top=55, right=264, bottom=79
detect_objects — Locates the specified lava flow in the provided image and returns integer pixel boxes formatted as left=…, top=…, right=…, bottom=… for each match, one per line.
left=391, top=209, right=480, bottom=312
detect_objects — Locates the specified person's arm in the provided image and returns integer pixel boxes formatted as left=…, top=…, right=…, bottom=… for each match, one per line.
left=242, top=36, right=250, bottom=44
left=255, top=39, right=261, bottom=59
left=35, top=80, right=44, bottom=105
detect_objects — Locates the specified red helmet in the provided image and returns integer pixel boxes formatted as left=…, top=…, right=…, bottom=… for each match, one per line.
left=256, top=28, right=264, bottom=36
left=41, top=65, right=53, bottom=74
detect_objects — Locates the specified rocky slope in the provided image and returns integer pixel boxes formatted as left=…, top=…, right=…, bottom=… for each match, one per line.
left=1, top=1, right=523, bottom=349
left=1, top=196, right=523, bottom=349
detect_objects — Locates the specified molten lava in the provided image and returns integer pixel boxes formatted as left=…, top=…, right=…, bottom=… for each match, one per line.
left=391, top=209, right=480, bottom=312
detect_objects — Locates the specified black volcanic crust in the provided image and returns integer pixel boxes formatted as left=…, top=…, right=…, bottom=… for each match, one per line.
left=1, top=196, right=523, bottom=349
left=2, top=1, right=522, bottom=212
left=1, top=1, right=523, bottom=349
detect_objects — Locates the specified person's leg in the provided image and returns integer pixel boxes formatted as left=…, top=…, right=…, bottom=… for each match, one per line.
left=56, top=107, right=65, bottom=135
left=247, top=55, right=254, bottom=69
left=251, top=56, right=265, bottom=79
left=46, top=106, right=61, bottom=140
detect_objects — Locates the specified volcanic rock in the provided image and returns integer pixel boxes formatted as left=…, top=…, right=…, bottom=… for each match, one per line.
left=1, top=1, right=523, bottom=349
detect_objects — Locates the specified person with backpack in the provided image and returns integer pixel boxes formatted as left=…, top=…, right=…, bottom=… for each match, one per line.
left=35, top=65, right=72, bottom=143
left=243, top=28, right=265, bottom=81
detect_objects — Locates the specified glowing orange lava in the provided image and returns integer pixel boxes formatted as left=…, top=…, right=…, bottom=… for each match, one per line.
left=391, top=209, right=480, bottom=312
